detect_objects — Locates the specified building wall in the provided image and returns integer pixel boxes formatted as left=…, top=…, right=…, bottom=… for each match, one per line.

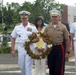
left=62, top=5, right=68, bottom=22
left=68, top=6, right=76, bottom=27
left=62, top=5, right=76, bottom=27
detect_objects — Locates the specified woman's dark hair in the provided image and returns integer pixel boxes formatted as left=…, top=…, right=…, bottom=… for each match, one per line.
left=34, top=17, right=44, bottom=29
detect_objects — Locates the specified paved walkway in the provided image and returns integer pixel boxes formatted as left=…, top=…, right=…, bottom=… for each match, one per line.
left=0, top=54, right=76, bottom=75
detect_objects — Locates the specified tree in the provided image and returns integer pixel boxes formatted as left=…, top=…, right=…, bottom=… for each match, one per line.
left=30, top=0, right=64, bottom=24
left=0, top=0, right=64, bottom=26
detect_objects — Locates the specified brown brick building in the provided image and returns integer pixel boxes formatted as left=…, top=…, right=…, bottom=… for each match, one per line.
left=62, top=5, right=76, bottom=27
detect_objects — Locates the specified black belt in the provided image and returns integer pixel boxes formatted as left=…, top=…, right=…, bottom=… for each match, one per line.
left=53, top=43, right=62, bottom=46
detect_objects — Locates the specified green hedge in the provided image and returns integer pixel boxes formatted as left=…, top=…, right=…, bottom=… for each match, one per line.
left=0, top=46, right=11, bottom=54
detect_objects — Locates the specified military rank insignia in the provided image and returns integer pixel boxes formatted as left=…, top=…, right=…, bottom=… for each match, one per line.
left=27, top=28, right=32, bottom=32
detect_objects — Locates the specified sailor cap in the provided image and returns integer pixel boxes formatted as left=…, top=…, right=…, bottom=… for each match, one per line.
left=49, top=9, right=60, bottom=16
left=19, top=11, right=31, bottom=15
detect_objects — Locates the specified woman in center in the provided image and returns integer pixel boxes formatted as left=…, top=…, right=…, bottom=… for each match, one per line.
left=34, top=17, right=47, bottom=75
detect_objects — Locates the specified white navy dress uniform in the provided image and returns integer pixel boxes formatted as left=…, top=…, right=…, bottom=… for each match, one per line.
left=70, top=22, right=76, bottom=70
left=11, top=11, right=38, bottom=75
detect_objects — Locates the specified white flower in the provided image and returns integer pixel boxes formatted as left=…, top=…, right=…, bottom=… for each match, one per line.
left=47, top=44, right=52, bottom=48
left=40, top=56, right=42, bottom=59
left=36, top=33, right=40, bottom=38
left=26, top=39, right=30, bottom=42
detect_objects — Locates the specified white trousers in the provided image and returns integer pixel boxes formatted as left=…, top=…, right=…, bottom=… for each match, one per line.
left=35, top=58, right=46, bottom=75
left=74, top=41, right=76, bottom=70
left=18, top=52, right=32, bottom=75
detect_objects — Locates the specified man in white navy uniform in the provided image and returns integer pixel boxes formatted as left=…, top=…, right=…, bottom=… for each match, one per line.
left=11, top=10, right=39, bottom=75
left=70, top=22, right=76, bottom=71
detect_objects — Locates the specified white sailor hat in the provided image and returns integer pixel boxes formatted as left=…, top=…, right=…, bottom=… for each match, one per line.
left=19, top=11, right=31, bottom=18
left=49, top=9, right=60, bottom=16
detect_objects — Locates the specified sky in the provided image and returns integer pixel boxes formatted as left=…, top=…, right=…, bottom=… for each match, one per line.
left=0, top=0, right=76, bottom=6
